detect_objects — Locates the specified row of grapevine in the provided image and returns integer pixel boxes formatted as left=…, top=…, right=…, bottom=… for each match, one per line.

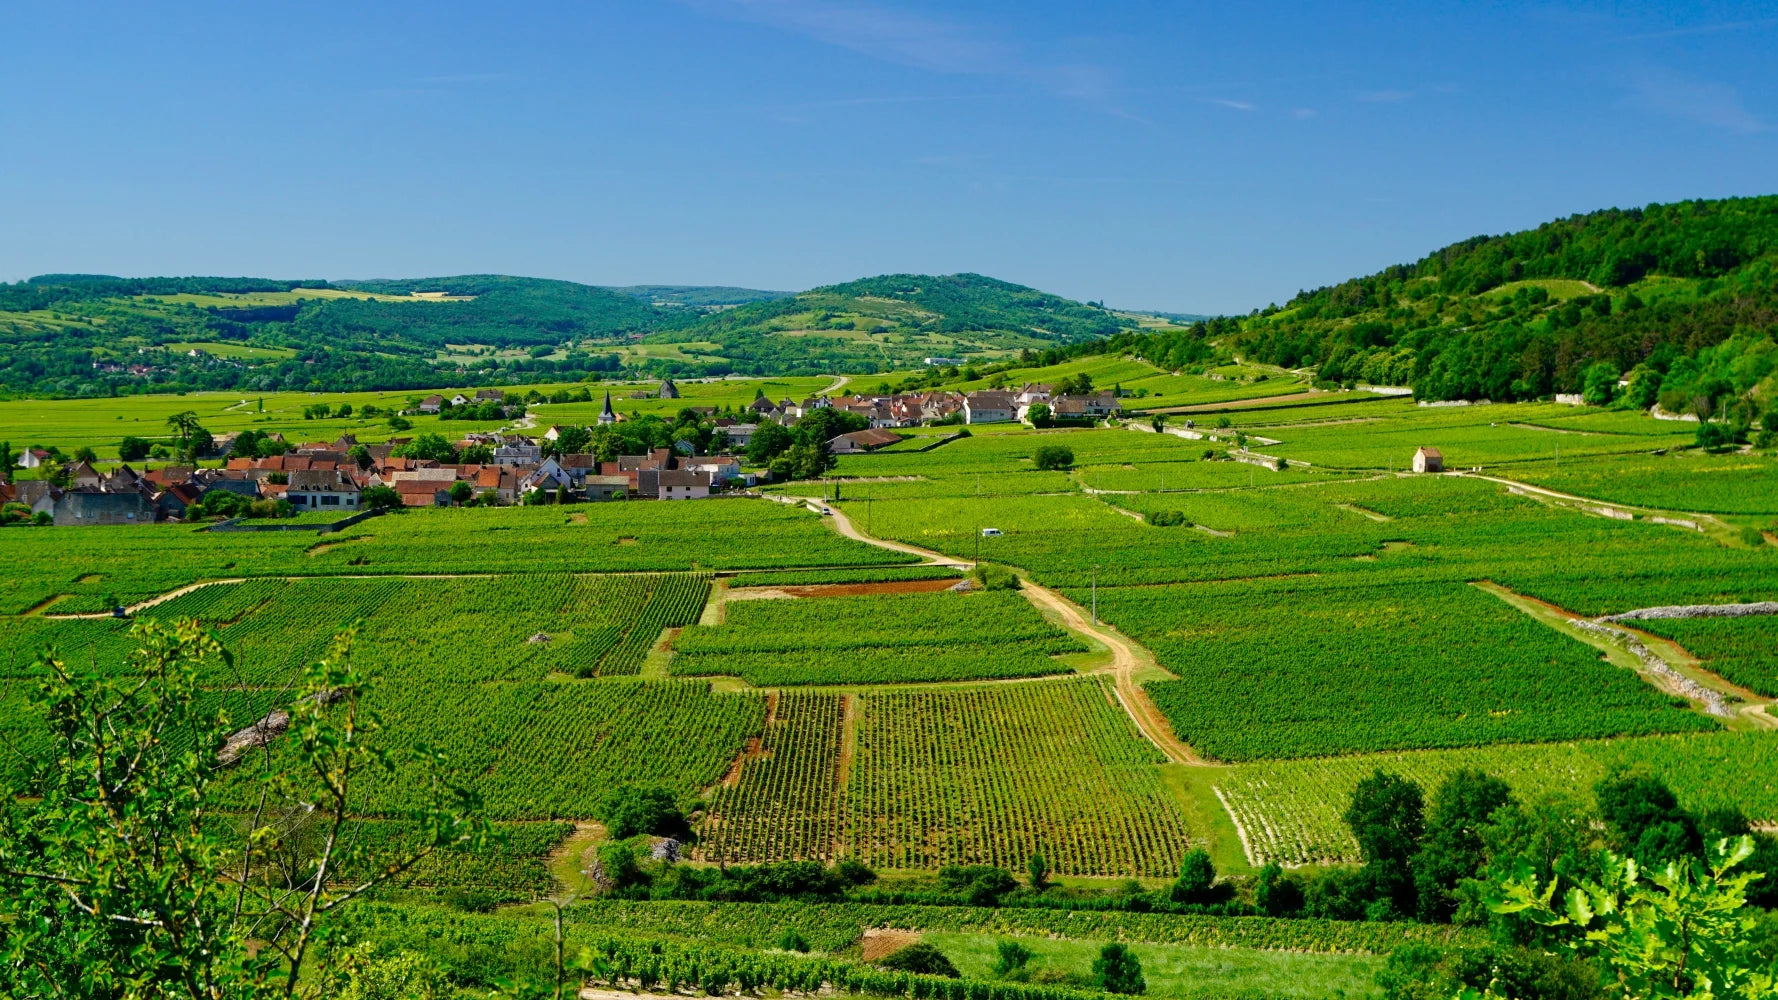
left=329, top=820, right=575, bottom=904
left=0, top=498, right=898, bottom=621
left=727, top=566, right=960, bottom=588
left=594, top=573, right=712, bottom=676
left=1636, top=614, right=1778, bottom=698
left=210, top=677, right=765, bottom=820
left=562, top=898, right=1491, bottom=955
left=672, top=591, right=1085, bottom=686
left=1214, top=731, right=1778, bottom=866
left=845, top=678, right=1189, bottom=877
left=1128, top=579, right=1716, bottom=762
left=700, top=692, right=848, bottom=862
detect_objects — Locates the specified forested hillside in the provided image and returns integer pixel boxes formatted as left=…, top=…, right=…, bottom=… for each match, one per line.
left=322, top=275, right=665, bottom=347
left=1229, top=196, right=1778, bottom=410
left=0, top=272, right=1135, bottom=396
left=645, top=273, right=1136, bottom=375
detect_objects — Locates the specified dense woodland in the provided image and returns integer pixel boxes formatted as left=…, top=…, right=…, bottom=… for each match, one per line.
left=1230, top=196, right=1778, bottom=408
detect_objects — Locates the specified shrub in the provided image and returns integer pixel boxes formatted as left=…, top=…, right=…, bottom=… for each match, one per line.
left=878, top=943, right=959, bottom=978
left=1695, top=420, right=1743, bottom=450
left=1169, top=849, right=1216, bottom=903
left=939, top=864, right=1019, bottom=905
left=970, top=565, right=1021, bottom=591
left=1255, top=862, right=1304, bottom=916
left=1148, top=510, right=1186, bottom=527
left=118, top=436, right=151, bottom=462
left=594, top=784, right=687, bottom=840
left=993, top=940, right=1034, bottom=978
left=1032, top=445, right=1074, bottom=471
left=361, top=485, right=401, bottom=510
left=1092, top=943, right=1145, bottom=995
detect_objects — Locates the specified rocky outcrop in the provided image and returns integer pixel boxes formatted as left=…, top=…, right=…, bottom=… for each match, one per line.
left=1602, top=602, right=1778, bottom=623
left=1570, top=619, right=1736, bottom=718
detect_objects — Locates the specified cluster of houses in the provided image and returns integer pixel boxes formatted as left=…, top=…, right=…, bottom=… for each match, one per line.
left=740, top=383, right=1122, bottom=430
left=5, top=380, right=1127, bottom=527
left=414, top=388, right=514, bottom=415
left=1, top=427, right=753, bottom=526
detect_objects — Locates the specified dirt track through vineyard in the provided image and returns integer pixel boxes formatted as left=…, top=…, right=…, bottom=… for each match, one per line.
left=800, top=498, right=1204, bottom=765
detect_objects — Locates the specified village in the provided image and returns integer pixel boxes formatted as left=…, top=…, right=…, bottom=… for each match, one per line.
left=0, top=379, right=1127, bottom=526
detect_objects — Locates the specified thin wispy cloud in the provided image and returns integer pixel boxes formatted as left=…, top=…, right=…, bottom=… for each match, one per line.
left=686, top=0, right=1012, bottom=73
left=415, top=73, right=511, bottom=85
left=1206, top=98, right=1256, bottom=112
left=1627, top=66, right=1767, bottom=133
left=1612, top=17, right=1778, bottom=42
left=1291, top=108, right=1317, bottom=119
left=1355, top=89, right=1412, bottom=103
left=682, top=0, right=1136, bottom=118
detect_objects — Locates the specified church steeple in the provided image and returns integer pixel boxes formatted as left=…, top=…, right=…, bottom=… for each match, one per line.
left=598, top=390, right=617, bottom=425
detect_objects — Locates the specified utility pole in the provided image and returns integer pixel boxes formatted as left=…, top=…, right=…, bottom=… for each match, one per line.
left=975, top=526, right=980, bottom=569
left=1091, top=564, right=1099, bottom=625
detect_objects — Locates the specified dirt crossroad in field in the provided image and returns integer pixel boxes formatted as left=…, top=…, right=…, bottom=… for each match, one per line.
left=794, top=497, right=1203, bottom=764
left=1019, top=581, right=1204, bottom=765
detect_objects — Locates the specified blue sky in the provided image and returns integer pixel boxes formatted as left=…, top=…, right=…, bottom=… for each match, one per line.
left=1, top=1, right=1773, bottom=313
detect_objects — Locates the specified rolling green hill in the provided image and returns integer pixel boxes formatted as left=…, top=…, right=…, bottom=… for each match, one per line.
left=1222, top=195, right=1778, bottom=412
left=0, top=272, right=1141, bottom=396
left=650, top=273, right=1138, bottom=375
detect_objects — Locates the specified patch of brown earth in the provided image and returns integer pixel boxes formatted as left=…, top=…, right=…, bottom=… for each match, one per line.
left=860, top=929, right=923, bottom=961
left=778, top=579, right=960, bottom=598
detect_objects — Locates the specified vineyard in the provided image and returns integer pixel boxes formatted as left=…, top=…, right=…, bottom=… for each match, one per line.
left=700, top=692, right=849, bottom=863
left=336, top=820, right=576, bottom=905
left=211, top=677, right=764, bottom=820
left=0, top=499, right=906, bottom=617
left=554, top=898, right=1488, bottom=954
left=727, top=566, right=964, bottom=588
left=1214, top=731, right=1778, bottom=866
left=1499, top=451, right=1778, bottom=515
left=0, top=572, right=714, bottom=685
left=1636, top=614, right=1778, bottom=697
left=672, top=590, right=1085, bottom=686
left=691, top=678, right=1194, bottom=876
left=3, top=386, right=1775, bottom=991
left=1131, top=579, right=1716, bottom=761
left=845, top=678, right=1191, bottom=877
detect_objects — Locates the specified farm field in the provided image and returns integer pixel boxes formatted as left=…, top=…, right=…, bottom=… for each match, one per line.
left=1500, top=450, right=1778, bottom=515
left=1129, top=579, right=1716, bottom=761
left=0, top=373, right=856, bottom=457
left=673, top=590, right=1086, bottom=686
left=923, top=931, right=1385, bottom=1000
left=1262, top=400, right=1695, bottom=469
left=1637, top=614, right=1778, bottom=697
left=531, top=375, right=841, bottom=423
left=4, top=372, right=1777, bottom=998
left=0, top=500, right=909, bottom=616
left=844, top=678, right=1193, bottom=876
left=701, top=677, right=1194, bottom=876
left=1213, top=731, right=1778, bottom=866
left=0, top=388, right=512, bottom=458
